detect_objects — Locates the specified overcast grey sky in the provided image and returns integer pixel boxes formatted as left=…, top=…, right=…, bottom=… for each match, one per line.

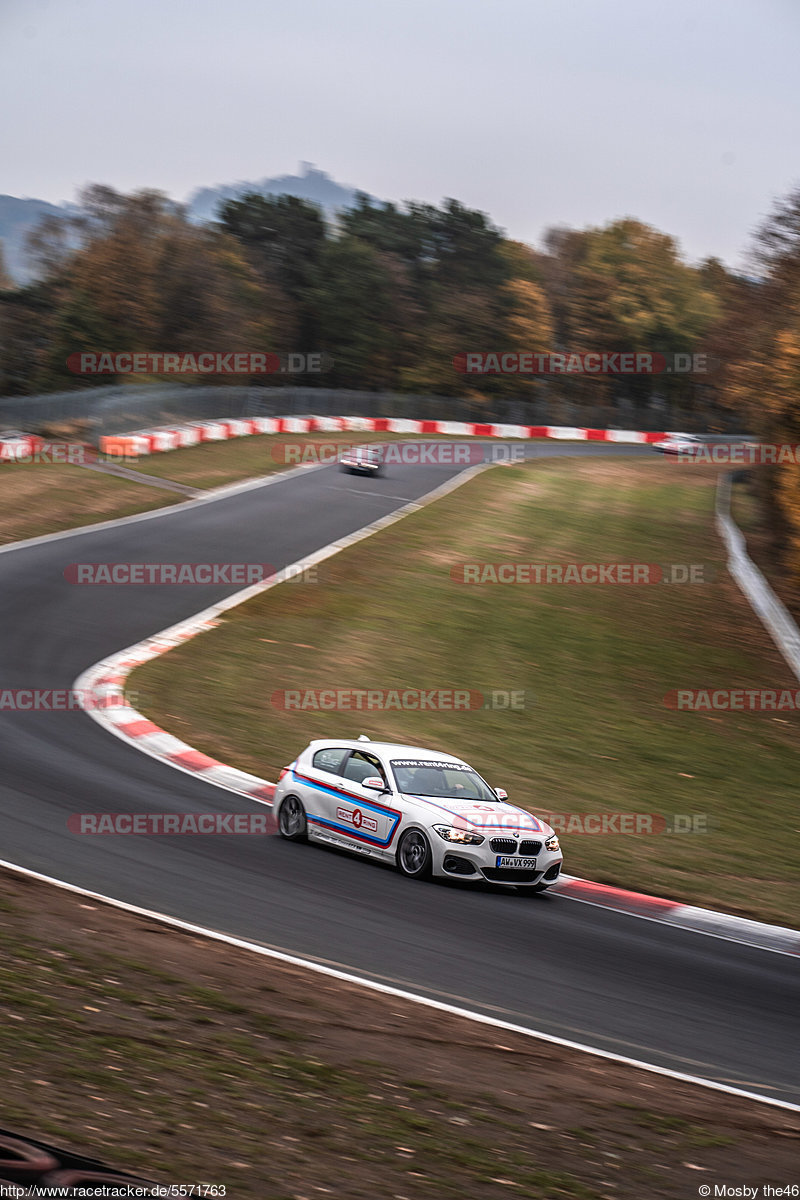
left=2, top=0, right=797, bottom=267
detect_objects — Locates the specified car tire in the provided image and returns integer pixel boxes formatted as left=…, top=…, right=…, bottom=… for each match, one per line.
left=278, top=795, right=308, bottom=842
left=0, top=1136, right=59, bottom=1181
left=396, top=828, right=433, bottom=880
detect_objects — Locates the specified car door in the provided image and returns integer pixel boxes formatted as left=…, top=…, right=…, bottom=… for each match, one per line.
left=299, top=746, right=352, bottom=839
left=332, top=749, right=401, bottom=852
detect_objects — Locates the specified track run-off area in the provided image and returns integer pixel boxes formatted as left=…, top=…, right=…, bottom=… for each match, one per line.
left=0, top=442, right=797, bottom=1107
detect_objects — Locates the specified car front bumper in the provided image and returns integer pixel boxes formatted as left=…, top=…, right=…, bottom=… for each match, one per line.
left=432, top=841, right=564, bottom=888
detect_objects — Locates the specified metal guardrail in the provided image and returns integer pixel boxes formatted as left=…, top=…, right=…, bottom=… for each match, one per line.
left=715, top=474, right=800, bottom=683
left=0, top=382, right=739, bottom=439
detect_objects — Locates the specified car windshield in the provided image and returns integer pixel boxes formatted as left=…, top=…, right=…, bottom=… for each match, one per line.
left=390, top=758, right=497, bottom=802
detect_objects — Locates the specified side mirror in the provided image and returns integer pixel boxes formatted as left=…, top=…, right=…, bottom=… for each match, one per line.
left=494, top=787, right=509, bottom=801
left=362, top=776, right=387, bottom=792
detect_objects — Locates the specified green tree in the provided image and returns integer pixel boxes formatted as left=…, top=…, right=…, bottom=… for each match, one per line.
left=314, top=236, right=410, bottom=389
left=219, top=193, right=327, bottom=347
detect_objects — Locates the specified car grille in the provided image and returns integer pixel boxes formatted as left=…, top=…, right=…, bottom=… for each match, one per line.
left=489, top=838, right=542, bottom=855
left=482, top=868, right=541, bottom=883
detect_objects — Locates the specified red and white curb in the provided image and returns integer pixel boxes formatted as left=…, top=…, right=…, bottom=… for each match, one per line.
left=77, top=613, right=277, bottom=811
left=68, top=446, right=800, bottom=960
left=71, top=461, right=800, bottom=957
left=552, top=878, right=799, bottom=954
left=95, top=414, right=670, bottom=458
left=74, top=466, right=490, bottom=807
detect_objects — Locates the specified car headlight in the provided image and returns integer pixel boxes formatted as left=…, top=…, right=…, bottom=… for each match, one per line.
left=544, top=834, right=560, bottom=852
left=433, top=824, right=485, bottom=845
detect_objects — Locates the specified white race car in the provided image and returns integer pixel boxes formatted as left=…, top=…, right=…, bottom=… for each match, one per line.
left=273, top=738, right=563, bottom=890
left=652, top=433, right=704, bottom=455
left=339, top=444, right=384, bottom=475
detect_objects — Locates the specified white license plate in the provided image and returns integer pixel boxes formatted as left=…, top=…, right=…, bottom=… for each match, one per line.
left=495, top=856, right=538, bottom=869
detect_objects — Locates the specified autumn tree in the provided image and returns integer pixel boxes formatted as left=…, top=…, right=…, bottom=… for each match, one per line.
left=724, top=189, right=800, bottom=584
left=540, top=218, right=722, bottom=412
left=12, top=187, right=273, bottom=390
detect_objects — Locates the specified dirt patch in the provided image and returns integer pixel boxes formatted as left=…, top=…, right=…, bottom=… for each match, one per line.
left=0, top=868, right=796, bottom=1200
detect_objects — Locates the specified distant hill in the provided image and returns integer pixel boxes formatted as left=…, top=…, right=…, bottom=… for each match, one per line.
left=0, top=195, right=77, bottom=284
left=186, top=162, right=370, bottom=224
left=0, top=166, right=374, bottom=285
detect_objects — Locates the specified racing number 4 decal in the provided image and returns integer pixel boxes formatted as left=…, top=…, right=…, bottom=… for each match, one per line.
left=335, top=806, right=379, bottom=834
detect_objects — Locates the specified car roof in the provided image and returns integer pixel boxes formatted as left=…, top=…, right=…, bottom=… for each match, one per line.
left=304, top=739, right=467, bottom=764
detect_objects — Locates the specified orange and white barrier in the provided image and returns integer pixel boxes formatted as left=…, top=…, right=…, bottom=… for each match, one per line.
left=0, top=433, right=44, bottom=461
left=98, top=416, right=667, bottom=458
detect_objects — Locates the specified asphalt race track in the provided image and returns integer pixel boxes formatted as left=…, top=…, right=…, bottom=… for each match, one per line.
left=0, top=443, right=797, bottom=1104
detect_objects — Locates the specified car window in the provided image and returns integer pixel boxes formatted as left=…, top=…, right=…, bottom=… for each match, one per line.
left=312, top=747, right=349, bottom=776
left=390, top=758, right=496, bottom=801
left=342, top=750, right=387, bottom=786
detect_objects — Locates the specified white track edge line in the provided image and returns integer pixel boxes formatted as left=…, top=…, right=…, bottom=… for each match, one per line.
left=0, top=431, right=650, bottom=558
left=73, top=464, right=490, bottom=778
left=0, top=857, right=796, bottom=1113
left=553, top=892, right=799, bottom=958
left=72, top=461, right=800, bottom=957
left=0, top=459, right=330, bottom=557
left=9, top=445, right=796, bottom=1098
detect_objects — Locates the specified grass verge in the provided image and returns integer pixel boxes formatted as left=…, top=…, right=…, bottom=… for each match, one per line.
left=132, top=457, right=800, bottom=925
left=0, top=463, right=182, bottom=546
left=0, top=432, right=503, bottom=543
left=0, top=868, right=796, bottom=1199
